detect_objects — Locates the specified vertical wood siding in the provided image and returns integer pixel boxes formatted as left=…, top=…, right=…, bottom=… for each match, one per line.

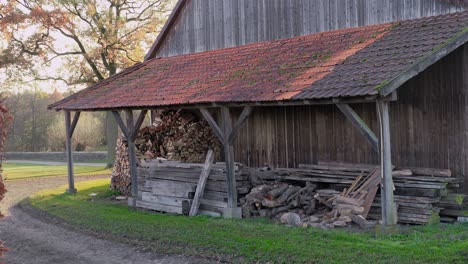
left=232, top=45, right=468, bottom=193
left=156, top=0, right=466, bottom=57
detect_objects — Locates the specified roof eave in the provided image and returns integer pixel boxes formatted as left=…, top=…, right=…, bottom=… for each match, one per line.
left=49, top=94, right=397, bottom=112
left=378, top=28, right=468, bottom=96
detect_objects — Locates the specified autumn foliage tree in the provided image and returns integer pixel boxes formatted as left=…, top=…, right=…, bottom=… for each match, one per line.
left=0, top=95, right=13, bottom=259
left=0, top=0, right=173, bottom=165
left=0, top=0, right=172, bottom=83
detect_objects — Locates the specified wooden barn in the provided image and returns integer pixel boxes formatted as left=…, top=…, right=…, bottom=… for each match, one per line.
left=49, top=0, right=468, bottom=227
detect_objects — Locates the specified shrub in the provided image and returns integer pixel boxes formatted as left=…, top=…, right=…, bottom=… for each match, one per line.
left=0, top=95, right=12, bottom=258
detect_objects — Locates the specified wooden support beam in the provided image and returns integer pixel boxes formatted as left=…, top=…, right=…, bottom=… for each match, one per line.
left=200, top=108, right=225, bottom=142
left=377, top=100, right=397, bottom=226
left=112, top=110, right=148, bottom=207
left=130, top=110, right=148, bottom=141
left=228, top=106, right=252, bottom=144
left=199, top=106, right=254, bottom=217
left=68, top=111, right=81, bottom=138
left=189, top=149, right=214, bottom=216
left=111, top=110, right=130, bottom=138
left=65, top=111, right=80, bottom=194
left=337, top=104, right=379, bottom=152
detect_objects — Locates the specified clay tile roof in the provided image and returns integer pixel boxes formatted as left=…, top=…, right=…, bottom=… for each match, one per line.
left=49, top=11, right=468, bottom=111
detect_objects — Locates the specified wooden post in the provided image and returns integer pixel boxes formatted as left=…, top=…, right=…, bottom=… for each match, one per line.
left=189, top=149, right=214, bottom=216
left=126, top=110, right=138, bottom=206
left=221, top=107, right=237, bottom=208
left=377, top=100, right=397, bottom=226
left=200, top=106, right=253, bottom=218
left=65, top=110, right=81, bottom=194
left=112, top=110, right=147, bottom=207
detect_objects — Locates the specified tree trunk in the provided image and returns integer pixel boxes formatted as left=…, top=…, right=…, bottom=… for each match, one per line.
left=106, top=111, right=118, bottom=168
left=105, top=65, right=118, bottom=168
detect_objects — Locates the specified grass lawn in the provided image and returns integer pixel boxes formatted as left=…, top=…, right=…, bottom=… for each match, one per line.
left=2, top=163, right=112, bottom=180
left=29, top=179, right=468, bottom=264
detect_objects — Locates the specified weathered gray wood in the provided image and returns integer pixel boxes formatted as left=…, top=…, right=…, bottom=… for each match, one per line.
left=126, top=110, right=138, bottom=204
left=200, top=108, right=225, bottom=142
left=403, top=167, right=452, bottom=177
left=136, top=200, right=188, bottom=214
left=153, top=0, right=467, bottom=58
left=377, top=100, right=397, bottom=226
left=68, top=111, right=81, bottom=138
left=111, top=111, right=130, bottom=139
left=200, top=198, right=228, bottom=208
left=112, top=110, right=148, bottom=205
left=336, top=103, right=379, bottom=152
left=221, top=107, right=237, bottom=208
left=144, top=179, right=197, bottom=198
left=199, top=106, right=251, bottom=214
left=189, top=149, right=215, bottom=216
left=140, top=192, right=191, bottom=207
left=130, top=110, right=148, bottom=141
left=65, top=111, right=78, bottom=194
left=228, top=106, right=253, bottom=144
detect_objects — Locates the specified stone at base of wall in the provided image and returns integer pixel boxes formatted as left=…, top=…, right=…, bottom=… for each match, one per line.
left=222, top=207, right=242, bottom=219
left=5, top=151, right=107, bottom=162
left=128, top=197, right=136, bottom=207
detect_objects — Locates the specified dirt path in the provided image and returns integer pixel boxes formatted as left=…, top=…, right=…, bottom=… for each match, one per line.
left=0, top=176, right=209, bottom=264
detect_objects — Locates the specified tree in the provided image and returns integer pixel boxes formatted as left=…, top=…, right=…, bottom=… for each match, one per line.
left=5, top=89, right=64, bottom=152
left=0, top=0, right=174, bottom=165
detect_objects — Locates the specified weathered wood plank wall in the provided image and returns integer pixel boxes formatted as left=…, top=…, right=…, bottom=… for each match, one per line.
left=232, top=44, right=468, bottom=193
left=156, top=0, right=466, bottom=57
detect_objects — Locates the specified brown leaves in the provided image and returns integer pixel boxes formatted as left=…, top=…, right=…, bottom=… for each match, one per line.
left=0, top=0, right=174, bottom=87
left=0, top=95, right=11, bottom=261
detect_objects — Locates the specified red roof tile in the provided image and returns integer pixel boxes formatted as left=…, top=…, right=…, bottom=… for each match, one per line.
left=50, top=11, right=468, bottom=111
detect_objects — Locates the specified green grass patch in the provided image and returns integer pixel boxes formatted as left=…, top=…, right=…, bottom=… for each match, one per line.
left=29, top=180, right=468, bottom=263
left=3, top=163, right=112, bottom=180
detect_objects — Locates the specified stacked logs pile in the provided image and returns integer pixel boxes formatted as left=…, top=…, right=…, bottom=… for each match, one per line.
left=249, top=163, right=466, bottom=225
left=111, top=110, right=222, bottom=195
left=242, top=167, right=380, bottom=229
left=240, top=182, right=317, bottom=219
left=110, top=138, right=130, bottom=195
left=135, top=110, right=221, bottom=162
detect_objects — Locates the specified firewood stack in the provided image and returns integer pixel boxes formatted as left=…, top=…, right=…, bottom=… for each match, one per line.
left=135, top=110, right=221, bottom=162
left=111, top=110, right=222, bottom=195
left=240, top=182, right=317, bottom=219
left=110, top=138, right=131, bottom=195
left=249, top=162, right=466, bottom=226
left=242, top=167, right=380, bottom=229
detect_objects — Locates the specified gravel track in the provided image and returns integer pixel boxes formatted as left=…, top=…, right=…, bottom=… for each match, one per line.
left=0, top=175, right=209, bottom=264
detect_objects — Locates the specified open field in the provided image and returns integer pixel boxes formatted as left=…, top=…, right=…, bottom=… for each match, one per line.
left=2, top=162, right=112, bottom=180
left=29, top=179, right=468, bottom=264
